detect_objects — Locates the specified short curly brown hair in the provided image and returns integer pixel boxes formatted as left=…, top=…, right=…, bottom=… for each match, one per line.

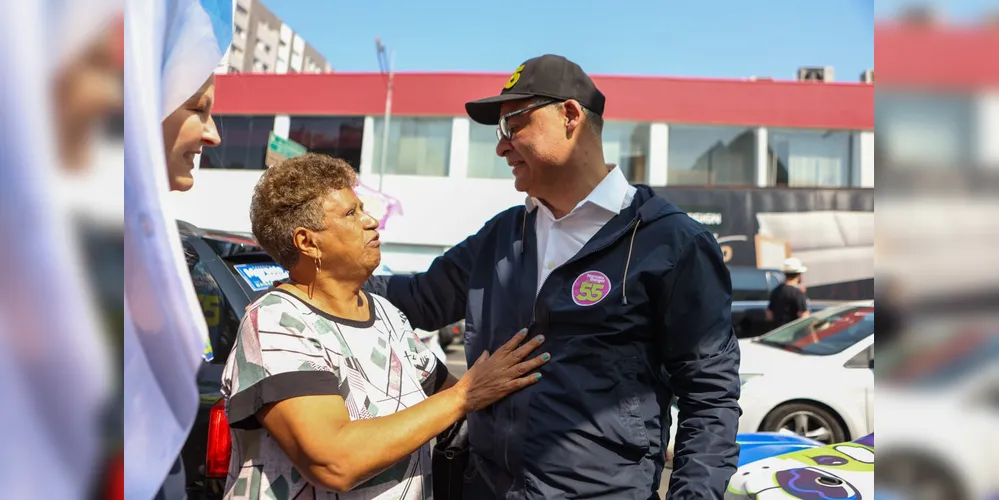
left=250, top=153, right=357, bottom=270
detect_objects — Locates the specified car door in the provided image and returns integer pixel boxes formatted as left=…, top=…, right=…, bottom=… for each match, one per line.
left=180, top=236, right=249, bottom=496
left=843, top=343, right=875, bottom=434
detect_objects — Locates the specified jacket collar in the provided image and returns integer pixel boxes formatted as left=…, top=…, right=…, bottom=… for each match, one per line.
left=525, top=164, right=631, bottom=217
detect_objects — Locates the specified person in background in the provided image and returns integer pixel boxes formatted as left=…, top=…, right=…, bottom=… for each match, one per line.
left=221, top=153, right=549, bottom=499
left=767, top=257, right=812, bottom=327
left=365, top=54, right=741, bottom=499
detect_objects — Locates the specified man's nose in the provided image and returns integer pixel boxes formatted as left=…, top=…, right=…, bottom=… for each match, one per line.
left=203, top=116, right=222, bottom=146
left=495, top=137, right=512, bottom=158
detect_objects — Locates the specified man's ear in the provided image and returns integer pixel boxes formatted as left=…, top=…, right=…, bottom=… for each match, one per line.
left=292, top=227, right=321, bottom=261
left=562, top=100, right=585, bottom=134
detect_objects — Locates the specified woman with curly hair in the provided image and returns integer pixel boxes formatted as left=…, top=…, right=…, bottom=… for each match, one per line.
left=219, top=153, right=549, bottom=499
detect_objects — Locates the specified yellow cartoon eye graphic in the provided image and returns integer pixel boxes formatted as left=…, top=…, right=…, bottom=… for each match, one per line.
left=505, top=64, right=525, bottom=89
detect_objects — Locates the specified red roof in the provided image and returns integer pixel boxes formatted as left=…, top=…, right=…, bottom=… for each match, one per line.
left=215, top=72, right=873, bottom=130
left=876, top=23, right=999, bottom=89
left=213, top=24, right=999, bottom=130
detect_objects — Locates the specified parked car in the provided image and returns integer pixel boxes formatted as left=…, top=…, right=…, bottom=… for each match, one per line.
left=668, top=301, right=875, bottom=464
left=438, top=319, right=465, bottom=348
left=176, top=221, right=277, bottom=499
left=877, top=330, right=999, bottom=500
left=729, top=266, right=785, bottom=302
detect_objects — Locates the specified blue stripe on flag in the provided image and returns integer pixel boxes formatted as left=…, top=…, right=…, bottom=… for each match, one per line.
left=200, top=0, right=233, bottom=55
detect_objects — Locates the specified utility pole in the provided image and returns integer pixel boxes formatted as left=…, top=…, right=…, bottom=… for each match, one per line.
left=375, top=37, right=394, bottom=193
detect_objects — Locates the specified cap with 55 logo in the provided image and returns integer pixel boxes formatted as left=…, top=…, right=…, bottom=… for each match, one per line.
left=465, top=54, right=605, bottom=126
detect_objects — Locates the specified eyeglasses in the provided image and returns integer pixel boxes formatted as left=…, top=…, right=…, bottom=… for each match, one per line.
left=496, top=99, right=561, bottom=141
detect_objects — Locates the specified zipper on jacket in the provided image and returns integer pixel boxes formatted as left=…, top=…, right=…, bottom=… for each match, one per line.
left=502, top=217, right=641, bottom=475
left=530, top=217, right=641, bottom=324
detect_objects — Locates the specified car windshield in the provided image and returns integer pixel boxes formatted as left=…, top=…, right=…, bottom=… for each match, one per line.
left=756, top=305, right=875, bottom=355
left=879, top=331, right=999, bottom=388
left=202, top=234, right=268, bottom=259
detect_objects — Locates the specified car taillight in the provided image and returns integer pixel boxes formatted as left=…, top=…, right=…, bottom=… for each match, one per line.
left=452, top=326, right=459, bottom=334
left=106, top=450, right=123, bottom=500
left=206, top=399, right=231, bottom=478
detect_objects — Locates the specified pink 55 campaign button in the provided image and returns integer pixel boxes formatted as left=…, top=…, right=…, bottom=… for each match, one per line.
left=571, top=270, right=611, bottom=306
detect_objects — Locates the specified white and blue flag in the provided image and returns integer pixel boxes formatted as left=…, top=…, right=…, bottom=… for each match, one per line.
left=123, top=0, right=232, bottom=498
left=0, top=1, right=120, bottom=497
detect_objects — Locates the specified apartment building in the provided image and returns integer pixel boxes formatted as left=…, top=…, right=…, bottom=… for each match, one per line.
left=217, top=0, right=332, bottom=75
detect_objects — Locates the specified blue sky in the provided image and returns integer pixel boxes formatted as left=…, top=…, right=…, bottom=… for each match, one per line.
left=265, top=1, right=989, bottom=81
left=266, top=0, right=875, bottom=80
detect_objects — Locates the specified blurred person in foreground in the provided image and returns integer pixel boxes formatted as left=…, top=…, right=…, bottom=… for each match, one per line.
left=122, top=0, right=232, bottom=497
left=767, top=257, right=811, bottom=328
left=0, top=1, right=120, bottom=496
left=220, top=153, right=549, bottom=499
left=365, top=55, right=741, bottom=499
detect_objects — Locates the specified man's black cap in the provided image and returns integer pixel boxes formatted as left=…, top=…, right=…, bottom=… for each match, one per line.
left=465, top=54, right=606, bottom=125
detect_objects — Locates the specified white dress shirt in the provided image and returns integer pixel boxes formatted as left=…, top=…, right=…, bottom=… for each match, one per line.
left=527, top=165, right=637, bottom=295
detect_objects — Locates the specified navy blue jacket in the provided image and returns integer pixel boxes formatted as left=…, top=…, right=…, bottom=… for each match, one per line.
left=366, top=185, right=741, bottom=499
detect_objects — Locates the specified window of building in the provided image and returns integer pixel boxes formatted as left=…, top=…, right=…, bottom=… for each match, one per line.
left=467, top=122, right=510, bottom=179
left=602, top=121, right=651, bottom=183
left=234, top=24, right=244, bottom=38
left=235, top=4, right=248, bottom=15
left=199, top=115, right=273, bottom=170
left=668, top=125, right=756, bottom=186
left=255, top=39, right=270, bottom=55
left=875, top=90, right=975, bottom=167
left=288, top=116, right=365, bottom=171
left=767, top=129, right=855, bottom=187
left=371, top=117, right=452, bottom=177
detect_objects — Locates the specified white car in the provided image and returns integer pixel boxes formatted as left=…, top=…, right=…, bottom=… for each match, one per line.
left=668, top=301, right=875, bottom=461
left=877, top=330, right=999, bottom=500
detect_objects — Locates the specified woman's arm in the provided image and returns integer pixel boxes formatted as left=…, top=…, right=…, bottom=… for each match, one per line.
left=258, top=386, right=466, bottom=492
left=258, top=329, right=548, bottom=492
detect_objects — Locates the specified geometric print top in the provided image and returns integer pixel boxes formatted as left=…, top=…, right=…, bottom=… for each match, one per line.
left=220, top=289, right=448, bottom=500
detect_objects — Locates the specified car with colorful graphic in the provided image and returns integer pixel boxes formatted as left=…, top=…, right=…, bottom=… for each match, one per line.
left=733, top=432, right=827, bottom=467
left=726, top=433, right=874, bottom=499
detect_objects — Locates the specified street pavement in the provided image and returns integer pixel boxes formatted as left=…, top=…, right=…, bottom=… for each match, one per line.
left=442, top=343, right=469, bottom=376
left=440, top=344, right=672, bottom=498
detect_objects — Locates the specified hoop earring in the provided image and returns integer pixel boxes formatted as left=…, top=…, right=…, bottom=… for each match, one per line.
left=309, top=257, right=321, bottom=300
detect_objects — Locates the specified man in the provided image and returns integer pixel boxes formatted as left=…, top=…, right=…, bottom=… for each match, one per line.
left=767, top=257, right=811, bottom=327
left=366, top=54, right=741, bottom=499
